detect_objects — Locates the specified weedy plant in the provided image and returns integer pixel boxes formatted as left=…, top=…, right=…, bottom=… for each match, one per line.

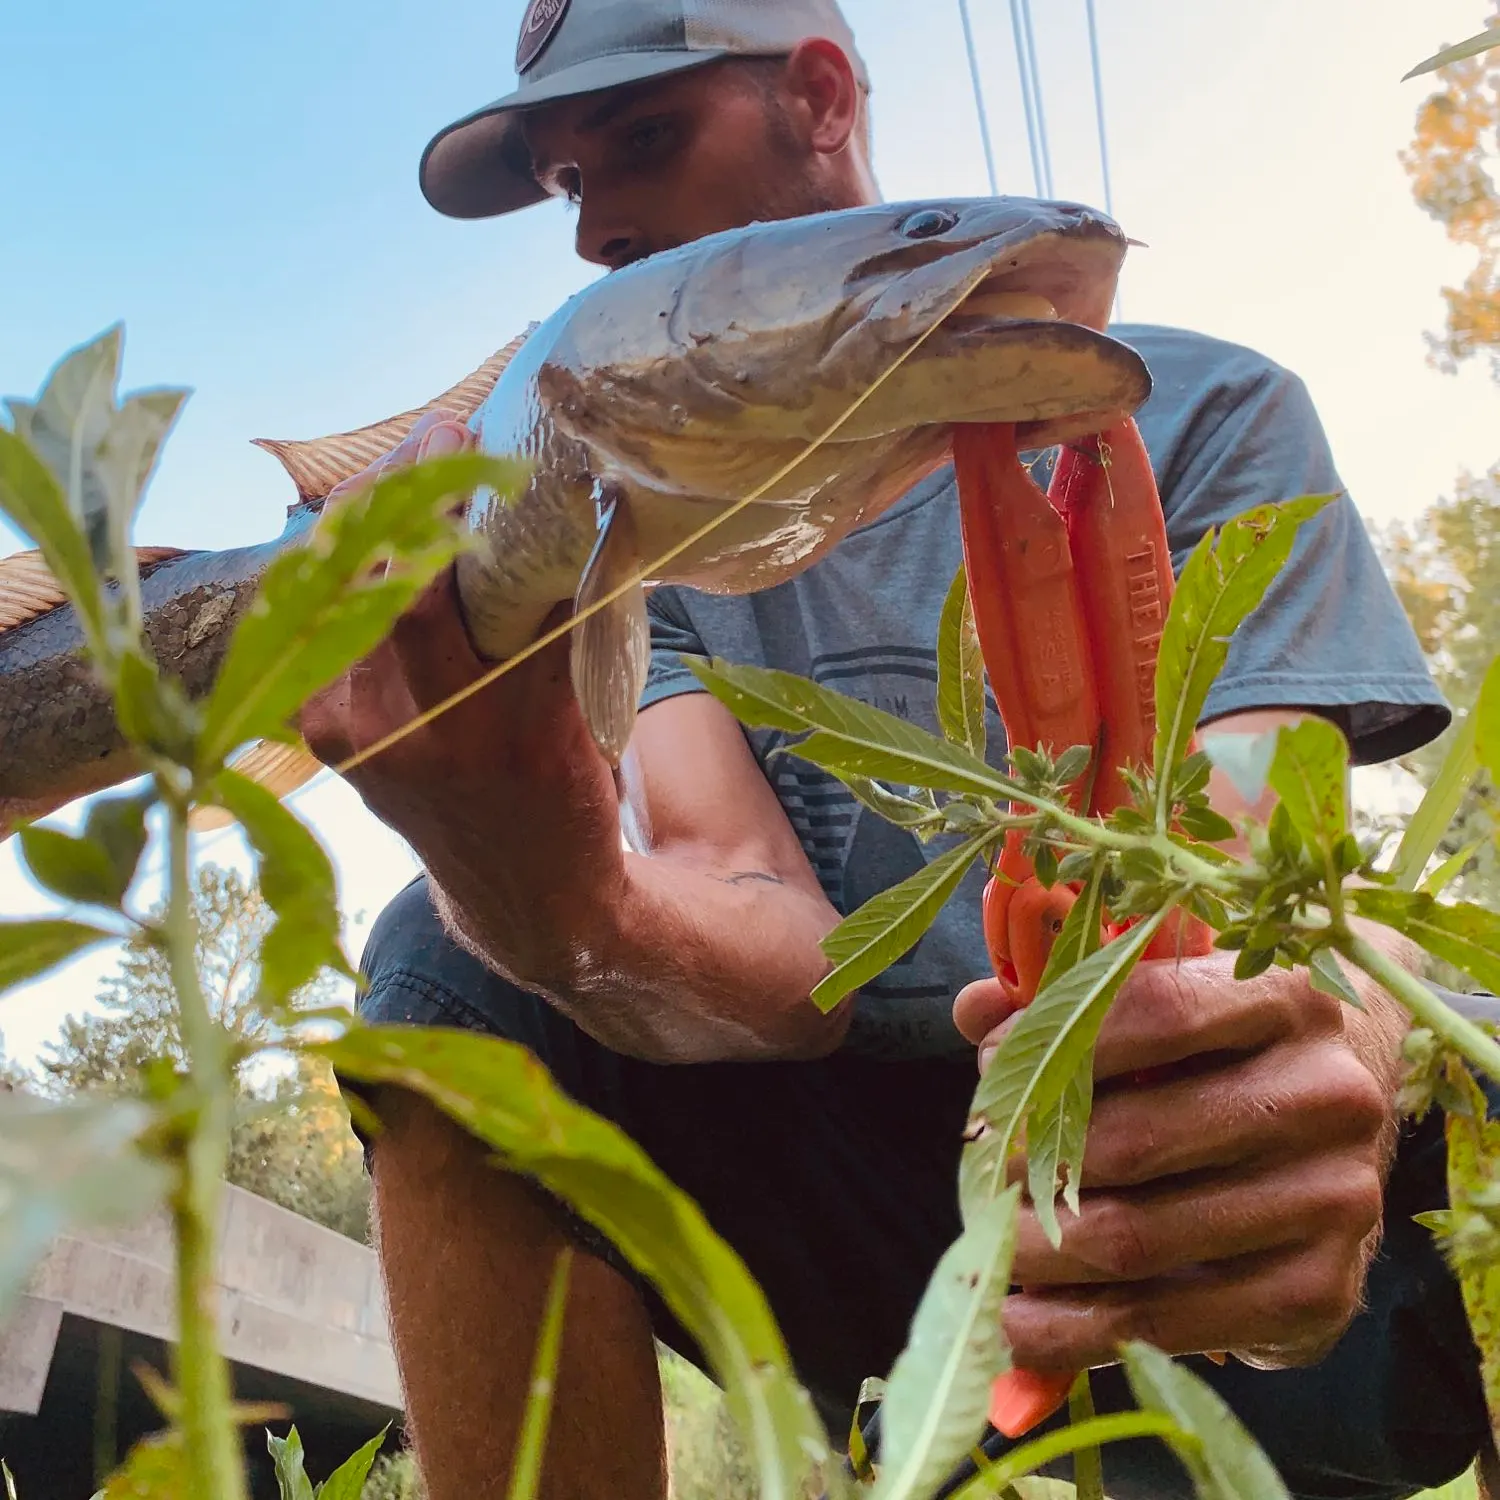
left=5, top=35, right=1500, bottom=1495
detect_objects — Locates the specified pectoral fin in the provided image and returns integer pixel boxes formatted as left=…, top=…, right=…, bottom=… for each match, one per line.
left=189, top=738, right=326, bottom=830
left=570, top=494, right=649, bottom=767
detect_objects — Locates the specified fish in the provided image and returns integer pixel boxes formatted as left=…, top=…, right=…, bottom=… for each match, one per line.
left=0, top=195, right=1152, bottom=839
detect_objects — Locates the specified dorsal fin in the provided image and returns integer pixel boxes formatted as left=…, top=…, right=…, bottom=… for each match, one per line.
left=0, top=546, right=188, bottom=633
left=251, top=325, right=540, bottom=503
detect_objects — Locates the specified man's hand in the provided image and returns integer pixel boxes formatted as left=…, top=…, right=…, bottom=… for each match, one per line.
left=953, top=943, right=1412, bottom=1375
left=299, top=410, right=629, bottom=992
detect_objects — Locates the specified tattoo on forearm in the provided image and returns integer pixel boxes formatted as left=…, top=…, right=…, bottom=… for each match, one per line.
left=718, top=870, right=785, bottom=887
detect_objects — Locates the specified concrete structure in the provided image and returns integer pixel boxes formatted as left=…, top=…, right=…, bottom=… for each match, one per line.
left=0, top=1185, right=401, bottom=1498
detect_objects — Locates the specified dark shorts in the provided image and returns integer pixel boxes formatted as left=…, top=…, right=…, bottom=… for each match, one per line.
left=345, top=874, right=1492, bottom=1500
left=349, top=875, right=978, bottom=1442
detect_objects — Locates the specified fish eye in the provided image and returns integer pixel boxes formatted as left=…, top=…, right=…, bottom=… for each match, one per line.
left=900, top=208, right=959, bottom=239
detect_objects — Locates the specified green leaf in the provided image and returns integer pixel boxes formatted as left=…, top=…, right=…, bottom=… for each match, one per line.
left=811, top=832, right=992, bottom=1012
left=3, top=1459, right=15, bottom=1500
left=312, top=1427, right=389, bottom=1500
left=1349, top=887, right=1500, bottom=994
left=688, top=659, right=1017, bottom=799
left=961, top=912, right=1168, bottom=1217
left=842, top=776, right=944, bottom=831
left=1422, top=841, right=1483, bottom=897
left=1404, top=25, right=1500, bottom=80
left=1176, top=804, right=1237, bottom=844
left=0, top=1091, right=170, bottom=1328
left=1027, top=1068, right=1093, bottom=1249
left=83, top=792, right=154, bottom=903
left=1308, top=948, right=1364, bottom=1011
left=1153, top=496, right=1332, bottom=823
left=16, top=825, right=130, bottom=910
left=1436, top=1059, right=1500, bottom=1424
left=320, top=1025, right=833, bottom=1500
left=1473, top=656, right=1500, bottom=787
left=1026, top=872, right=1109, bottom=1246
left=505, top=1249, right=572, bottom=1500
left=6, top=327, right=123, bottom=578
left=267, top=1426, right=315, bottom=1500
left=196, top=452, right=525, bottom=770
left=1393, top=710, right=1480, bottom=892
left=0, top=917, right=116, bottom=992
left=1121, top=1342, right=1291, bottom=1499
left=0, top=429, right=107, bottom=655
left=936, top=565, right=987, bottom=759
left=6, top=329, right=188, bottom=640
left=93, top=1431, right=189, bottom=1498
left=871, top=1188, right=1021, bottom=1500
left=1266, top=717, right=1349, bottom=857
left=205, top=770, right=352, bottom=1008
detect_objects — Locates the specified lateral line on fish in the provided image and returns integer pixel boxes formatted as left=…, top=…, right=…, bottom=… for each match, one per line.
left=334, top=265, right=996, bottom=776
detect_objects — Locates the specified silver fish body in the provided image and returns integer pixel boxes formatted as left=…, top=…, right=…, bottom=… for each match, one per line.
left=0, top=195, right=1150, bottom=833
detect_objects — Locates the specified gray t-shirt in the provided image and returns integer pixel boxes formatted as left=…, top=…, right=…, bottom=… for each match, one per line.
left=640, top=322, right=1450, bottom=1060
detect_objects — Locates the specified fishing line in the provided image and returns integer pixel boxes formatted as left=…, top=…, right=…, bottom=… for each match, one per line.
left=333, top=267, right=1001, bottom=777
left=1007, top=0, right=1047, bottom=196
left=1083, top=0, right=1123, bottom=322
left=956, top=0, right=1000, bottom=195
left=1016, top=0, right=1056, bottom=197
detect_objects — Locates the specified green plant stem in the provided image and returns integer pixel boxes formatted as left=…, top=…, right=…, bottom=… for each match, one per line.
left=946, top=1412, right=1183, bottom=1499
left=1068, top=1372, right=1106, bottom=1500
left=1337, top=927, right=1500, bottom=1086
left=163, top=795, right=247, bottom=1500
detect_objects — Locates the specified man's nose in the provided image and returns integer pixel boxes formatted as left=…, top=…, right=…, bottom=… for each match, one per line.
left=574, top=194, right=648, bottom=270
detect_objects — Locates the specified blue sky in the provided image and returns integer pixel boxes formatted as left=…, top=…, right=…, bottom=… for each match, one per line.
left=1, top=0, right=1496, bottom=1062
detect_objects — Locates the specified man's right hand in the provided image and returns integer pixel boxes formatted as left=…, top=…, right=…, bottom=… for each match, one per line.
left=299, top=410, right=848, bottom=1063
left=298, top=409, right=631, bottom=994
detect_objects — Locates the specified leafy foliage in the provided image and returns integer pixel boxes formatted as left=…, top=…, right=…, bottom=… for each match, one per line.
left=872, top=1189, right=1021, bottom=1500
left=320, top=1025, right=836, bottom=1500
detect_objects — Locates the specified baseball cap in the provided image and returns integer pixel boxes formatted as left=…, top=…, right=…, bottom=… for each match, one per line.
left=418, top=0, right=870, bottom=220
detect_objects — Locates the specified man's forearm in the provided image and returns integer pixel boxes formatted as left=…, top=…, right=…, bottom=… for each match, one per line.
left=431, top=848, right=848, bottom=1065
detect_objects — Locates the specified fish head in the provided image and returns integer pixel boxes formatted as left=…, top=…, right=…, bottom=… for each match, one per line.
left=527, top=195, right=1151, bottom=494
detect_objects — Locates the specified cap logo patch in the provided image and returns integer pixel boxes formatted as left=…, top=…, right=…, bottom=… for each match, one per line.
left=516, top=0, right=571, bottom=72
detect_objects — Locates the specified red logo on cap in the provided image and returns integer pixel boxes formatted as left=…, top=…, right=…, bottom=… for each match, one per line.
left=516, top=0, right=571, bottom=72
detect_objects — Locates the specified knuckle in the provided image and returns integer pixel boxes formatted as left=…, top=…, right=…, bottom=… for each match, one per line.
left=1315, top=1047, right=1389, bottom=1141
left=1097, top=1110, right=1162, bottom=1185
left=1084, top=1198, right=1157, bottom=1280
left=1125, top=962, right=1201, bottom=1047
left=1276, top=1248, right=1363, bottom=1349
left=1111, top=1294, right=1170, bottom=1352
left=1321, top=1161, right=1384, bottom=1243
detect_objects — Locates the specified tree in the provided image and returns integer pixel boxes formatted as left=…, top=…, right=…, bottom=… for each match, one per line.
left=1371, top=11, right=1500, bottom=916
left=1401, top=4, right=1500, bottom=377
left=33, top=863, right=282, bottom=1097
left=1377, top=470, right=1500, bottom=911
left=229, top=1053, right=370, bottom=1243
left=30, top=862, right=371, bottom=1242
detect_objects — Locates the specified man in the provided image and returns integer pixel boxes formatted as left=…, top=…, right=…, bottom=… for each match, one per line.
left=302, top=3, right=1488, bottom=1497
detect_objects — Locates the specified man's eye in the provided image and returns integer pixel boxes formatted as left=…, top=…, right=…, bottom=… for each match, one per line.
left=626, top=118, right=673, bottom=154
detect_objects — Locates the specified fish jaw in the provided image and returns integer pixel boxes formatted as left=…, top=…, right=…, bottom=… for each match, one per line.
left=533, top=196, right=1145, bottom=485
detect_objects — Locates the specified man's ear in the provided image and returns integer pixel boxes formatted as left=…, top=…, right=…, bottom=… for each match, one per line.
left=781, top=37, right=863, bottom=156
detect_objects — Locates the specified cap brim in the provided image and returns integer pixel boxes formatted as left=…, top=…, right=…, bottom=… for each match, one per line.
left=419, top=48, right=733, bottom=220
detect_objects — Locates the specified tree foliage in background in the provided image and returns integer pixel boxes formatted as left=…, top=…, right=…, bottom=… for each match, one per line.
left=1372, top=18, right=1500, bottom=921
left=1402, top=4, right=1500, bottom=378
left=1378, top=470, right=1500, bottom=916
left=17, top=862, right=371, bottom=1242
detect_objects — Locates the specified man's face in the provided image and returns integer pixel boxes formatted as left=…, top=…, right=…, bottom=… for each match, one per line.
left=520, top=60, right=847, bottom=271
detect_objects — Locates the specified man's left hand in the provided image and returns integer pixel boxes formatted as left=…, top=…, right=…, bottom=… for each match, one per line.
left=953, top=946, right=1411, bottom=1375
